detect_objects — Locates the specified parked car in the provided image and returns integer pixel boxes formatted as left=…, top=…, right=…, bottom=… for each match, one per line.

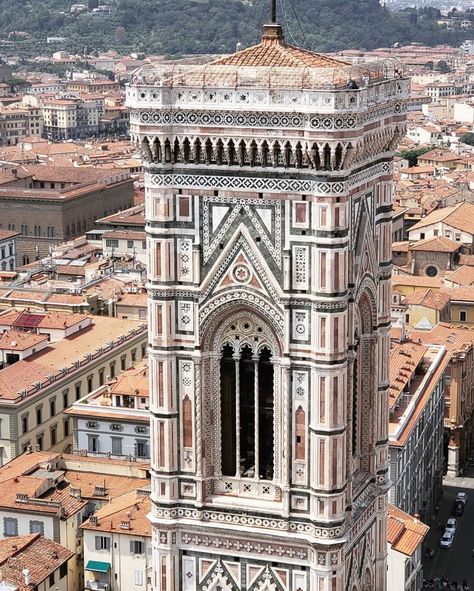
left=456, top=492, right=467, bottom=505
left=440, top=531, right=455, bottom=549
left=445, top=518, right=457, bottom=534
left=452, top=501, right=465, bottom=516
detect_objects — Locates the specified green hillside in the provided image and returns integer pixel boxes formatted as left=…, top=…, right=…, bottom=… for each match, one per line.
left=0, top=0, right=469, bottom=55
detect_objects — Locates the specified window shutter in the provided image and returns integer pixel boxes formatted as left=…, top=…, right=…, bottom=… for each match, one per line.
left=130, top=540, right=135, bottom=554
left=95, top=536, right=101, bottom=550
left=105, top=537, right=111, bottom=550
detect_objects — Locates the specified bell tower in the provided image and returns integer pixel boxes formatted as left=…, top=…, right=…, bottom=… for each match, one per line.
left=127, top=15, right=407, bottom=591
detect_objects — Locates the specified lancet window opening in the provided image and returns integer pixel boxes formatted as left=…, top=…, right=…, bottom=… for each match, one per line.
left=218, top=319, right=276, bottom=482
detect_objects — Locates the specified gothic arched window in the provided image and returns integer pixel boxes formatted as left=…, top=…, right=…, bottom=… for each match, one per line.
left=219, top=321, right=275, bottom=481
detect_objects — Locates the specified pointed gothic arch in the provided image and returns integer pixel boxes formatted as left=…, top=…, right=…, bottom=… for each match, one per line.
left=201, top=306, right=283, bottom=488
left=352, top=285, right=377, bottom=477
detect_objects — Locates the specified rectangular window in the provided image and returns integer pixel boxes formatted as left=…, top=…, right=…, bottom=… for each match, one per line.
left=334, top=318, right=339, bottom=349
left=4, top=517, right=18, bottom=537
left=320, top=206, right=327, bottom=227
left=319, top=440, right=325, bottom=486
left=60, top=563, right=67, bottom=579
left=36, top=407, right=42, bottom=425
left=334, top=253, right=340, bottom=291
left=95, top=536, right=110, bottom=550
left=50, top=398, right=56, bottom=417
left=99, top=368, right=105, bottom=386
left=131, top=349, right=137, bottom=362
left=110, top=362, right=116, bottom=379
left=63, top=390, right=68, bottom=409
left=130, top=540, right=144, bottom=554
left=334, top=206, right=340, bottom=228
left=320, top=317, right=326, bottom=349
left=88, top=435, right=98, bottom=453
left=136, top=440, right=149, bottom=458
left=333, top=377, right=339, bottom=426
left=87, top=376, right=93, bottom=393
left=420, top=232, right=425, bottom=239
left=127, top=240, right=134, bottom=249
left=29, top=520, right=44, bottom=535
left=75, top=383, right=81, bottom=400
left=106, top=239, right=119, bottom=248
left=36, top=434, right=43, bottom=451
left=50, top=426, right=57, bottom=446
left=134, top=570, right=144, bottom=586
left=22, top=414, right=28, bottom=434
left=460, top=310, right=467, bottom=322
left=64, top=419, right=70, bottom=438
left=121, top=355, right=126, bottom=371
left=320, top=252, right=327, bottom=289
left=319, top=376, right=326, bottom=423
left=111, top=437, right=122, bottom=455
left=142, top=241, right=146, bottom=250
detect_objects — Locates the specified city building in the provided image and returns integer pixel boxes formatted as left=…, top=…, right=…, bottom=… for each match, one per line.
left=66, top=79, right=121, bottom=94
left=408, top=202, right=474, bottom=246
left=0, top=105, right=43, bottom=146
left=102, top=229, right=147, bottom=264
left=66, top=362, right=149, bottom=459
left=0, top=310, right=147, bottom=465
left=403, top=288, right=451, bottom=330
left=128, top=13, right=408, bottom=591
left=42, top=97, right=101, bottom=140
left=387, top=505, right=429, bottom=591
left=0, top=450, right=150, bottom=591
left=0, top=165, right=133, bottom=262
left=0, top=533, right=73, bottom=591
left=0, top=229, right=19, bottom=271
left=81, top=488, right=152, bottom=591
left=412, top=323, right=474, bottom=476
left=388, top=342, right=446, bottom=522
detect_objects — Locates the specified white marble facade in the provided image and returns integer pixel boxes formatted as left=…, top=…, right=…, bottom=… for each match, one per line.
left=128, top=24, right=408, bottom=591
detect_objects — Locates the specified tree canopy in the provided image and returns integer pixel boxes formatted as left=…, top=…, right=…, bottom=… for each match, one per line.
left=0, top=0, right=470, bottom=55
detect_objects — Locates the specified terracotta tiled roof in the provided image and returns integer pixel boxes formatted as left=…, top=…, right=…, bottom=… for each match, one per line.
left=66, top=470, right=150, bottom=500
left=389, top=341, right=427, bottom=408
left=440, top=286, right=474, bottom=303
left=117, top=292, right=147, bottom=307
left=390, top=345, right=448, bottom=446
left=409, top=236, right=461, bottom=253
left=418, top=149, right=462, bottom=163
left=404, top=288, right=451, bottom=311
left=0, top=330, right=48, bottom=351
left=212, top=25, right=344, bottom=68
left=0, top=534, right=73, bottom=591
left=103, top=230, right=146, bottom=241
left=0, top=315, right=145, bottom=400
left=388, top=505, right=429, bottom=556
left=392, top=241, right=410, bottom=252
left=81, top=490, right=151, bottom=536
left=391, top=275, right=442, bottom=288
left=444, top=265, right=474, bottom=286
left=409, top=202, right=474, bottom=235
left=411, top=322, right=474, bottom=352
left=97, top=204, right=145, bottom=227
left=0, top=229, right=20, bottom=240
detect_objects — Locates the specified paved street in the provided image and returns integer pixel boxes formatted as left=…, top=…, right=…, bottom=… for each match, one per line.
left=423, top=461, right=474, bottom=588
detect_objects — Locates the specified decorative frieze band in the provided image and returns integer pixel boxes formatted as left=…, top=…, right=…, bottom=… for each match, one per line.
left=131, top=100, right=405, bottom=131
left=145, top=161, right=391, bottom=196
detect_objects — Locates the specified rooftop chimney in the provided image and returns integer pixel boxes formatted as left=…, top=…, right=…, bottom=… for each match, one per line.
left=22, top=569, right=30, bottom=586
